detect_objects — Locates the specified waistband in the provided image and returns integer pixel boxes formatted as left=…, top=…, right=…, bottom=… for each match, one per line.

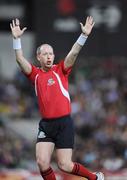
left=41, top=114, right=71, bottom=122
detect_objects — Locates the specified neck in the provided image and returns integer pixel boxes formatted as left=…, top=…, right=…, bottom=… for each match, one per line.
left=41, top=66, right=51, bottom=72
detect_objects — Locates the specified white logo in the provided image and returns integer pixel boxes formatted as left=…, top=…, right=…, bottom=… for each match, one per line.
left=88, top=4, right=122, bottom=32
left=38, top=131, right=46, bottom=138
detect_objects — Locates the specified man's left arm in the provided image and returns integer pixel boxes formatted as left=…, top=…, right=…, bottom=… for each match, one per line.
left=64, top=16, right=95, bottom=69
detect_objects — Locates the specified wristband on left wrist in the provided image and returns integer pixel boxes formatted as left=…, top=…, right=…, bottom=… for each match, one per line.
left=76, top=33, right=88, bottom=46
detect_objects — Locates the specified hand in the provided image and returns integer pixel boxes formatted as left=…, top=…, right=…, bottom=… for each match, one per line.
left=10, top=18, right=27, bottom=39
left=80, top=16, right=95, bottom=36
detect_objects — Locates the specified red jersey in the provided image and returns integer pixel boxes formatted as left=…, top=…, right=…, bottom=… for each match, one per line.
left=25, top=60, right=72, bottom=119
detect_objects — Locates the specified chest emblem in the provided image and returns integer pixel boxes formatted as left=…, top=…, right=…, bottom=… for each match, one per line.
left=47, top=78, right=55, bottom=86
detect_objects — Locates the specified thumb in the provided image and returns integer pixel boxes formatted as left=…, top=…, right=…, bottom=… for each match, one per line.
left=80, top=22, right=83, bottom=29
left=22, top=27, right=27, bottom=33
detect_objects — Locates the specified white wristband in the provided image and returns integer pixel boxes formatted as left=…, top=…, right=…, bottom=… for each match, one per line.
left=76, top=33, right=88, bottom=46
left=13, top=38, right=21, bottom=49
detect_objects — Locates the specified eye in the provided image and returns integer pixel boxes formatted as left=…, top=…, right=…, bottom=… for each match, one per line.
left=42, top=53, right=47, bottom=56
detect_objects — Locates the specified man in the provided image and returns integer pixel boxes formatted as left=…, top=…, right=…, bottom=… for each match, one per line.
left=10, top=16, right=104, bottom=180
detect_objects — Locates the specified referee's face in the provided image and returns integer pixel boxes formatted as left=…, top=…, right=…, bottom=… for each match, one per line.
left=37, top=44, right=55, bottom=70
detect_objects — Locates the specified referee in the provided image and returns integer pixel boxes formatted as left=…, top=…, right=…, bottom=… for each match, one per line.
left=10, top=16, right=104, bottom=180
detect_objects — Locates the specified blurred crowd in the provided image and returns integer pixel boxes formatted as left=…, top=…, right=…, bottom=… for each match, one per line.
left=0, top=119, right=34, bottom=170
left=1, top=57, right=127, bottom=172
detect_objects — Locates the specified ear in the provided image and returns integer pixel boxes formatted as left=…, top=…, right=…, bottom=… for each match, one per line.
left=53, top=54, right=55, bottom=60
left=36, top=54, right=40, bottom=62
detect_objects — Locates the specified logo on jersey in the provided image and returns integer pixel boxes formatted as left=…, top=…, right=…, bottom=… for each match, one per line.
left=38, top=131, right=46, bottom=138
left=47, top=78, right=55, bottom=86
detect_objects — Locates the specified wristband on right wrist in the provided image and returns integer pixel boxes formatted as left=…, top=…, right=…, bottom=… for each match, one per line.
left=76, top=33, right=88, bottom=46
left=13, top=38, right=21, bottom=50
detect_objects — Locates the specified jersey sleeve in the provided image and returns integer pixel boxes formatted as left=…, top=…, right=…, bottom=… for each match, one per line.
left=24, top=64, right=39, bottom=84
left=59, top=60, right=72, bottom=76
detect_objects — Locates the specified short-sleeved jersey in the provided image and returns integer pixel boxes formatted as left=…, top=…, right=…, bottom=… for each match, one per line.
left=25, top=60, right=72, bottom=119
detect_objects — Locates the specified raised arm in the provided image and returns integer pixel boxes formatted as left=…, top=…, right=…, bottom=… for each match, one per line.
left=64, top=16, right=95, bottom=69
left=10, top=18, right=32, bottom=74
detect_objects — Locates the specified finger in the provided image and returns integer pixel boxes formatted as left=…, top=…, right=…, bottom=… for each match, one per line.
left=88, top=16, right=91, bottom=23
left=89, top=16, right=94, bottom=25
left=90, top=16, right=95, bottom=25
left=89, top=17, right=92, bottom=24
left=79, top=22, right=83, bottom=28
left=12, top=19, right=15, bottom=27
left=91, top=21, right=95, bottom=27
left=10, top=23, right=13, bottom=30
left=22, top=27, right=27, bottom=33
left=88, top=16, right=91, bottom=21
left=16, top=18, right=20, bottom=26
left=90, top=17, right=94, bottom=24
left=89, top=16, right=93, bottom=21
left=86, top=16, right=89, bottom=24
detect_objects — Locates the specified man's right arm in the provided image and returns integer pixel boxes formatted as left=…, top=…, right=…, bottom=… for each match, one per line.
left=10, top=18, right=32, bottom=75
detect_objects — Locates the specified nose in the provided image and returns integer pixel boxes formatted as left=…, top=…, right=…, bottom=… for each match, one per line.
left=47, top=54, right=51, bottom=59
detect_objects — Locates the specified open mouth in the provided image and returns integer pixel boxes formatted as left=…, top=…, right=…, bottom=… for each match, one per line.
left=47, top=61, right=51, bottom=65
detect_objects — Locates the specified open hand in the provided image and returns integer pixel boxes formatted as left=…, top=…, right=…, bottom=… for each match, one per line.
left=80, top=16, right=95, bottom=36
left=10, top=18, right=27, bottom=39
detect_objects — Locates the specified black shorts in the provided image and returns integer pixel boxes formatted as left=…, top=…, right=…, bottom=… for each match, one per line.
left=36, top=115, right=74, bottom=149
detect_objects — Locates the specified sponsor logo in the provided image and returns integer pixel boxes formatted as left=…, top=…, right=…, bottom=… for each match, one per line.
left=38, top=131, right=46, bottom=138
left=47, top=78, right=55, bottom=86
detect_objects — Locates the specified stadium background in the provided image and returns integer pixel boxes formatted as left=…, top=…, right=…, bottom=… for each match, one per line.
left=1, top=0, right=127, bottom=179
